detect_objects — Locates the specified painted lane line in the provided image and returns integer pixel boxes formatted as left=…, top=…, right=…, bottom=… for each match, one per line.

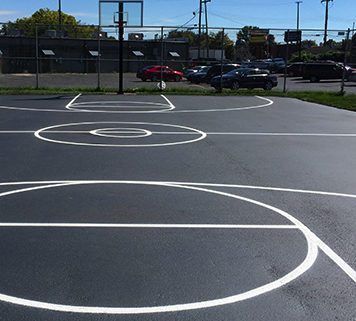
left=0, top=223, right=298, bottom=229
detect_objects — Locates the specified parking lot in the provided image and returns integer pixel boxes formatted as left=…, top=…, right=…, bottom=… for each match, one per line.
left=1, top=72, right=356, bottom=93
left=0, top=93, right=356, bottom=320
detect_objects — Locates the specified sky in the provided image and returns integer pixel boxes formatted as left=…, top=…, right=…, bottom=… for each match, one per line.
left=1, top=0, right=355, bottom=42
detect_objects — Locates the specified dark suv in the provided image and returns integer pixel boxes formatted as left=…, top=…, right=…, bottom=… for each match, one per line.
left=301, top=62, right=352, bottom=82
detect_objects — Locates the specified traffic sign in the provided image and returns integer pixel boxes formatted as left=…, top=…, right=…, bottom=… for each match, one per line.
left=284, top=30, right=302, bottom=42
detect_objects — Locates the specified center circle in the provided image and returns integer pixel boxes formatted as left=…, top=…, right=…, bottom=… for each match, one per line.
left=34, top=121, right=207, bottom=147
left=89, top=127, right=152, bottom=138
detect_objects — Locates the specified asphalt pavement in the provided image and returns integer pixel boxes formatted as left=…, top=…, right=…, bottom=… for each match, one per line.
left=0, top=94, right=356, bottom=320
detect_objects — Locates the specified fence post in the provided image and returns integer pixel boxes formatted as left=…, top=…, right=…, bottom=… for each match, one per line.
left=219, top=28, right=225, bottom=92
left=160, top=27, right=164, bottom=89
left=97, top=25, right=101, bottom=90
left=283, top=30, right=290, bottom=93
left=35, top=24, right=39, bottom=89
left=340, top=28, right=350, bottom=95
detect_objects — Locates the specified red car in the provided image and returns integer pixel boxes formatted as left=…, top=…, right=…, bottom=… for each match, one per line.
left=136, top=65, right=182, bottom=82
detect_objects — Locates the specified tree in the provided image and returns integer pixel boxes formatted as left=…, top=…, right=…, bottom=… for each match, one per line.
left=350, top=34, right=356, bottom=63
left=208, top=31, right=236, bottom=60
left=167, top=30, right=199, bottom=46
left=4, top=8, right=96, bottom=38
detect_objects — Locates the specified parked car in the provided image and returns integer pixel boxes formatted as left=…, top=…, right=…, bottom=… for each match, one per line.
left=269, top=61, right=286, bottom=73
left=300, top=62, right=355, bottom=82
left=190, top=66, right=212, bottom=83
left=241, top=60, right=271, bottom=69
left=182, top=66, right=203, bottom=79
left=136, top=65, right=182, bottom=82
left=286, top=62, right=305, bottom=77
left=210, top=68, right=278, bottom=90
left=204, top=64, right=240, bottom=83
left=349, top=71, right=356, bottom=82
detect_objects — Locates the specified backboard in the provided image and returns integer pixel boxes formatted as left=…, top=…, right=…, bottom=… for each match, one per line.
left=99, top=1, right=143, bottom=27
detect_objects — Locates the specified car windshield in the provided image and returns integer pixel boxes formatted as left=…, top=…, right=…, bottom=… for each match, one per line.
left=199, top=66, right=210, bottom=72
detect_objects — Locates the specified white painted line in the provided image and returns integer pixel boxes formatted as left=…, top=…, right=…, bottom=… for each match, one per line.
left=313, top=237, right=356, bottom=282
left=66, top=98, right=175, bottom=113
left=0, top=180, right=355, bottom=315
left=175, top=181, right=356, bottom=199
left=0, top=180, right=317, bottom=314
left=0, top=223, right=298, bottom=229
left=0, top=95, right=273, bottom=113
left=160, top=94, right=176, bottom=111
left=34, top=121, right=207, bottom=147
left=65, top=94, right=81, bottom=109
left=204, top=133, right=356, bottom=137
left=162, top=95, right=274, bottom=113
left=3, top=131, right=356, bottom=138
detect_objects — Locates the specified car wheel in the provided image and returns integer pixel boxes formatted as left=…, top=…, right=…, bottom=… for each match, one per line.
left=174, top=75, right=181, bottom=82
left=231, top=81, right=240, bottom=90
left=310, top=75, right=319, bottom=82
left=151, top=74, right=158, bottom=82
left=288, top=71, right=295, bottom=77
left=264, top=80, right=273, bottom=90
left=141, top=78, right=147, bottom=82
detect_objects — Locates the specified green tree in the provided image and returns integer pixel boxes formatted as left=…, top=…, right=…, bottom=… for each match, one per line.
left=4, top=8, right=96, bottom=38
left=350, top=34, right=356, bottom=63
left=167, top=30, right=199, bottom=46
left=208, top=31, right=236, bottom=60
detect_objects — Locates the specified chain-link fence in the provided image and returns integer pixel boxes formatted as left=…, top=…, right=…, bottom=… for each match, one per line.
left=0, top=22, right=355, bottom=92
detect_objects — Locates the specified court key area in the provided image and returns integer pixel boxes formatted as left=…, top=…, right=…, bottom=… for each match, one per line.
left=0, top=94, right=356, bottom=320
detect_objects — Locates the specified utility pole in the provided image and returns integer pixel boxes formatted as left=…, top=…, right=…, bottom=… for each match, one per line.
left=296, top=1, right=302, bottom=30
left=321, top=0, right=333, bottom=47
left=205, top=0, right=210, bottom=58
left=198, top=0, right=211, bottom=60
left=198, top=0, right=202, bottom=59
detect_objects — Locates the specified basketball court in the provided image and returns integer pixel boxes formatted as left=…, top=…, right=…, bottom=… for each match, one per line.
left=0, top=93, right=356, bottom=320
